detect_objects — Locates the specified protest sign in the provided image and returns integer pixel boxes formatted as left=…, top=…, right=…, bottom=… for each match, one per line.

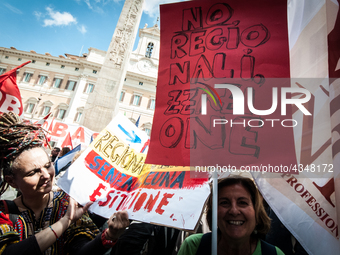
left=42, top=119, right=98, bottom=148
left=57, top=113, right=210, bottom=230
left=145, top=0, right=296, bottom=169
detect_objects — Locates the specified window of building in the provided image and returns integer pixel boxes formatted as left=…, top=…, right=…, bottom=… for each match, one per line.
left=74, top=107, right=84, bottom=123
left=119, top=91, right=125, bottom=102
left=139, top=82, right=143, bottom=86
left=149, top=99, right=155, bottom=110
left=37, top=75, right=47, bottom=85
left=144, top=128, right=151, bottom=136
left=145, top=42, right=154, bottom=58
left=66, top=81, right=77, bottom=91
left=57, top=109, right=66, bottom=119
left=32, top=60, right=36, bottom=63
left=61, top=65, right=65, bottom=69
left=46, top=62, right=50, bottom=66
left=142, top=122, right=152, bottom=136
left=42, top=106, right=51, bottom=116
left=132, top=95, right=141, bottom=106
left=18, top=58, right=22, bottom=61
left=53, top=78, right=62, bottom=88
left=93, top=70, right=97, bottom=74
left=23, top=72, right=32, bottom=83
left=26, top=103, right=35, bottom=113
left=5, top=56, right=9, bottom=59
left=25, top=97, right=39, bottom=115
left=40, top=100, right=53, bottom=117
left=85, top=83, right=94, bottom=93
left=75, top=67, right=79, bottom=71
left=75, top=112, right=82, bottom=123
left=0, top=68, right=6, bottom=75
left=129, top=118, right=137, bottom=125
left=56, top=103, right=68, bottom=120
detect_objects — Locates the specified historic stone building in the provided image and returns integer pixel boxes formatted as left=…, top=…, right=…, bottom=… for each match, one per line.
left=0, top=23, right=160, bottom=136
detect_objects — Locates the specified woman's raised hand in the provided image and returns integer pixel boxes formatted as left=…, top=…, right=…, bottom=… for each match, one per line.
left=35, top=198, right=93, bottom=252
left=65, top=197, right=93, bottom=224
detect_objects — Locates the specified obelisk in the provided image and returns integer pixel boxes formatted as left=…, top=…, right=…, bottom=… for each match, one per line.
left=82, top=0, right=144, bottom=131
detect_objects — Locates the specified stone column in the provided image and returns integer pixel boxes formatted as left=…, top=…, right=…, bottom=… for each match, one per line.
left=47, top=74, right=55, bottom=88
left=60, top=75, right=70, bottom=90
left=30, top=70, right=40, bottom=86
left=82, top=0, right=144, bottom=132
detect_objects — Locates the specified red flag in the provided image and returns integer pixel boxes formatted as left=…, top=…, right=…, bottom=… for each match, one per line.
left=0, top=61, right=30, bottom=116
left=61, top=132, right=73, bottom=150
left=37, top=112, right=52, bottom=125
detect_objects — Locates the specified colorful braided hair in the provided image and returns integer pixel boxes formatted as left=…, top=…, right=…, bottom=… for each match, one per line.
left=0, top=111, right=50, bottom=195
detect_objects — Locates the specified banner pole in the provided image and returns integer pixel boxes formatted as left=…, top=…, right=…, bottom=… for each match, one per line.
left=212, top=170, right=218, bottom=255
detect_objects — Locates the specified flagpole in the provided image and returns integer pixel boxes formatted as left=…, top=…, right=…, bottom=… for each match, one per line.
left=212, top=170, right=218, bottom=255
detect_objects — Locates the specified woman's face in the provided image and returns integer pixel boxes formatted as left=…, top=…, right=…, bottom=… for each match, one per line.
left=9, top=147, right=55, bottom=197
left=218, top=183, right=256, bottom=243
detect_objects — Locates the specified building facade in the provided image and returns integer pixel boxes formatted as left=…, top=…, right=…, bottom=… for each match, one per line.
left=0, top=23, right=160, bottom=136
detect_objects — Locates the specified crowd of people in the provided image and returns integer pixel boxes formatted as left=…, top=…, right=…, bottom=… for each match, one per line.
left=50, top=146, right=71, bottom=163
left=0, top=111, right=307, bottom=255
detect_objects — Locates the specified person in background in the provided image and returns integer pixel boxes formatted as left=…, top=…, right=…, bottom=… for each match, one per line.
left=177, top=176, right=284, bottom=255
left=50, top=147, right=60, bottom=162
left=59, top=147, right=71, bottom=158
left=0, top=112, right=130, bottom=255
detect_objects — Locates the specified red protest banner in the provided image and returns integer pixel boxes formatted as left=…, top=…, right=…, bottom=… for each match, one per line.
left=146, top=0, right=296, bottom=169
left=61, top=132, right=73, bottom=150
left=0, top=61, right=30, bottom=116
left=42, top=119, right=97, bottom=148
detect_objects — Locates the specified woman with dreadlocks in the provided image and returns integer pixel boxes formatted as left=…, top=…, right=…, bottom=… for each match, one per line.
left=0, top=112, right=130, bottom=255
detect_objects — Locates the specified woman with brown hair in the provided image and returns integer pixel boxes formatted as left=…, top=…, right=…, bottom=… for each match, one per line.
left=59, top=147, right=71, bottom=158
left=0, top=112, right=130, bottom=255
left=178, top=176, right=284, bottom=255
